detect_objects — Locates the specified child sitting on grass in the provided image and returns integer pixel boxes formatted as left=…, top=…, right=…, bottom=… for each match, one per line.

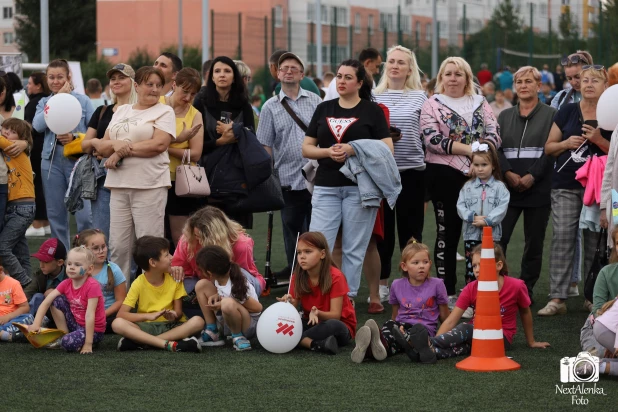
left=278, top=232, right=357, bottom=355
left=24, top=238, right=66, bottom=316
left=28, top=247, right=106, bottom=353
left=351, top=239, right=450, bottom=364
left=0, top=257, right=34, bottom=342
left=0, top=118, right=36, bottom=288
left=112, top=236, right=204, bottom=353
left=74, top=229, right=126, bottom=332
left=195, top=245, right=262, bottom=351
left=397, top=244, right=550, bottom=362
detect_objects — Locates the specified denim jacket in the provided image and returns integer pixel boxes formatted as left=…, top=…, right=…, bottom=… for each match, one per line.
left=339, top=139, right=401, bottom=209
left=32, top=92, right=94, bottom=160
left=64, top=155, right=107, bottom=213
left=456, top=176, right=510, bottom=241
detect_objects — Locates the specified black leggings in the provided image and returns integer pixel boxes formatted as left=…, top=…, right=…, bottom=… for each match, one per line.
left=378, top=169, right=426, bottom=280
left=430, top=323, right=511, bottom=359
left=425, top=164, right=468, bottom=295
left=381, top=319, right=419, bottom=357
left=302, top=319, right=351, bottom=347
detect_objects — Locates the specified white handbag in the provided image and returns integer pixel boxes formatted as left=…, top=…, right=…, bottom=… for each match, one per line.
left=175, top=149, right=210, bottom=197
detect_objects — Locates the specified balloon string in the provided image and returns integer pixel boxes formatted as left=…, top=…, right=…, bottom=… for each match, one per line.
left=286, top=232, right=300, bottom=299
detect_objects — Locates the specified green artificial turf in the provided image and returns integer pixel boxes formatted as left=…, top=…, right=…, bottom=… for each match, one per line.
left=3, top=206, right=617, bottom=411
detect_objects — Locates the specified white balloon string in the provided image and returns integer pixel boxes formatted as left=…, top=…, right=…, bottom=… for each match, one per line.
left=556, top=138, right=587, bottom=173
left=286, top=232, right=300, bottom=299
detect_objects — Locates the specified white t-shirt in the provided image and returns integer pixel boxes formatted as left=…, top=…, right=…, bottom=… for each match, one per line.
left=104, top=102, right=176, bottom=190
left=215, top=277, right=260, bottom=316
left=438, top=95, right=476, bottom=126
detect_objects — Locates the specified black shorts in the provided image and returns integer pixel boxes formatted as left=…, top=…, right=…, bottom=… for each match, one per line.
left=166, top=182, right=201, bottom=216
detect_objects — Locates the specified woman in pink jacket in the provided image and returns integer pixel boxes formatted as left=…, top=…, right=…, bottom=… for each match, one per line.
left=420, top=56, right=501, bottom=306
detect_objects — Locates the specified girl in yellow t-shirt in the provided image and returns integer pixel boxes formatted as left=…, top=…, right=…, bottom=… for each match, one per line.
left=0, top=118, right=36, bottom=287
left=160, top=68, right=204, bottom=246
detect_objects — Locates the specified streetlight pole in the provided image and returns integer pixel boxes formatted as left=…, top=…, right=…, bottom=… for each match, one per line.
left=316, top=0, right=323, bottom=78
left=178, top=0, right=183, bottom=60
left=40, top=0, right=49, bottom=64
left=202, top=0, right=209, bottom=62
left=431, top=0, right=438, bottom=77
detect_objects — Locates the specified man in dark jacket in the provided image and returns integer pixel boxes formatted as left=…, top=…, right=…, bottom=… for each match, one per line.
left=497, top=66, right=557, bottom=301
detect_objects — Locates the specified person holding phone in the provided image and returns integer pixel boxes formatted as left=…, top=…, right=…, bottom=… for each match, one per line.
left=197, top=56, right=255, bottom=228
left=541, top=65, right=611, bottom=316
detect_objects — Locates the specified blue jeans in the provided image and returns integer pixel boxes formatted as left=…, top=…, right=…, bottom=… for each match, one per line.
left=0, top=313, right=34, bottom=341
left=29, top=293, right=45, bottom=315
left=91, top=179, right=111, bottom=242
left=0, top=183, right=7, bottom=233
left=0, top=202, right=35, bottom=286
left=41, top=148, right=92, bottom=250
left=309, top=186, right=378, bottom=297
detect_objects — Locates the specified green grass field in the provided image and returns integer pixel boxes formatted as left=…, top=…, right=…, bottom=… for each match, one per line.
left=3, top=206, right=617, bottom=411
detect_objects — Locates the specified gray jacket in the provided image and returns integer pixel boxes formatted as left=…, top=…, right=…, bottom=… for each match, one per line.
left=339, top=139, right=401, bottom=209
left=65, top=155, right=107, bottom=213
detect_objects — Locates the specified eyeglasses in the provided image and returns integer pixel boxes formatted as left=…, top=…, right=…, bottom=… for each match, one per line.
left=279, top=66, right=302, bottom=74
left=561, top=54, right=590, bottom=66
left=582, top=65, right=605, bottom=71
left=89, top=245, right=107, bottom=253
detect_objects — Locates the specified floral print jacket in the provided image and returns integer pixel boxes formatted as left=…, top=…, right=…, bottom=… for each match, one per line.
left=420, top=94, right=501, bottom=175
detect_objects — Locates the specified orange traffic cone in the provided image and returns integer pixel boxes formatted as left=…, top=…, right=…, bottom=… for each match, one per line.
left=456, top=226, right=520, bottom=372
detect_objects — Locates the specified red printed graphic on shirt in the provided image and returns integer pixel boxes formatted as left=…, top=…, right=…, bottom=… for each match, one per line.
left=327, top=117, right=358, bottom=143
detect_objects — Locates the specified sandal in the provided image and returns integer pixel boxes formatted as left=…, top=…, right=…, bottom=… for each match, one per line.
left=537, top=301, right=567, bottom=316
left=232, top=335, right=252, bottom=351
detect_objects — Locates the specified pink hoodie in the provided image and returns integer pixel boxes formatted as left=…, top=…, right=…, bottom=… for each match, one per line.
left=575, top=154, right=607, bottom=206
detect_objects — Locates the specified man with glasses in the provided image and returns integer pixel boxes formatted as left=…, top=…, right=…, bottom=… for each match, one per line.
left=270, top=50, right=321, bottom=97
left=551, top=50, right=594, bottom=110
left=257, top=52, right=322, bottom=278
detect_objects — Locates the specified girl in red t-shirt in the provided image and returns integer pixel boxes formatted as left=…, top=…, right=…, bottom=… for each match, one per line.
left=279, top=232, right=357, bottom=355
left=398, top=244, right=549, bottom=360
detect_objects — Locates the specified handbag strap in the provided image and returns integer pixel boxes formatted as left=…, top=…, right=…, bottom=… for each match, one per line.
left=281, top=98, right=307, bottom=132
left=181, top=149, right=191, bottom=165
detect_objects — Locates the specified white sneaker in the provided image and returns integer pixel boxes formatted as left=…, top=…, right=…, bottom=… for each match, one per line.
left=456, top=252, right=465, bottom=261
left=366, top=285, right=390, bottom=303
left=447, top=295, right=458, bottom=310
left=462, top=307, right=474, bottom=319
left=43, top=225, right=51, bottom=235
left=25, top=226, right=45, bottom=237
left=568, top=285, right=579, bottom=297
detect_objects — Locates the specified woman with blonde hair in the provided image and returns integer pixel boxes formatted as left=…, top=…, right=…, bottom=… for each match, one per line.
left=373, top=45, right=427, bottom=307
left=171, top=206, right=265, bottom=292
left=420, top=56, right=501, bottom=307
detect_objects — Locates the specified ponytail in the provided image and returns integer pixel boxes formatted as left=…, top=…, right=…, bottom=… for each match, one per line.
left=229, top=262, right=249, bottom=302
left=196, top=245, right=249, bottom=302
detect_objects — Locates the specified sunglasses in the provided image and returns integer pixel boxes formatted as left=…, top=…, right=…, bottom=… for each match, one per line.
left=561, top=54, right=590, bottom=66
left=582, top=65, right=605, bottom=71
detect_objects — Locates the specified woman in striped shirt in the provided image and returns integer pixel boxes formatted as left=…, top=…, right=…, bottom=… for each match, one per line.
left=373, top=45, right=427, bottom=299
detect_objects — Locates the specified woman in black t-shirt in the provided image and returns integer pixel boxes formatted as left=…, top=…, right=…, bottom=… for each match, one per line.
left=541, top=65, right=611, bottom=317
left=302, top=59, right=392, bottom=301
left=81, top=63, right=137, bottom=241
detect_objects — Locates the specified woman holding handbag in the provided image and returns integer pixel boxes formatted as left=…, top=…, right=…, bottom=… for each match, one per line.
left=32, top=59, right=94, bottom=250
left=160, top=68, right=204, bottom=246
left=90, top=66, right=176, bottom=279
left=81, top=63, right=137, bottom=241
left=198, top=56, right=254, bottom=228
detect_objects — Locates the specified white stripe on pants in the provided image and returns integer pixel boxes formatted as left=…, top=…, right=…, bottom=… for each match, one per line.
left=109, top=187, right=167, bottom=280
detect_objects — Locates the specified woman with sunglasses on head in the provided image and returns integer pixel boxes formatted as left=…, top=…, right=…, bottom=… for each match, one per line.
left=541, top=65, right=611, bottom=316
left=551, top=51, right=594, bottom=110
left=32, top=59, right=94, bottom=250
left=81, top=63, right=138, bottom=242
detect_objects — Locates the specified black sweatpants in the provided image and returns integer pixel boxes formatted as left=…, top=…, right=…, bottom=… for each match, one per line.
left=378, top=169, right=426, bottom=280
left=302, top=319, right=351, bottom=347
left=425, top=164, right=468, bottom=295
left=500, top=205, right=551, bottom=298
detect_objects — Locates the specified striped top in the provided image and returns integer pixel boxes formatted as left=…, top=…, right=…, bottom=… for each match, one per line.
left=373, top=89, right=427, bottom=170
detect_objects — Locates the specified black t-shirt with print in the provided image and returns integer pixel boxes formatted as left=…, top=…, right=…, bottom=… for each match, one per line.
left=306, top=98, right=390, bottom=187
left=552, top=102, right=611, bottom=190
left=87, top=103, right=116, bottom=139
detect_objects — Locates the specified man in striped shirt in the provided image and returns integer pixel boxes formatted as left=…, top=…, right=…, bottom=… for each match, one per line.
left=257, top=52, right=322, bottom=275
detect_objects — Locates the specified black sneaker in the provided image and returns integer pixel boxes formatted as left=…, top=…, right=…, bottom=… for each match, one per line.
left=117, top=337, right=144, bottom=351
left=312, top=335, right=339, bottom=355
left=391, top=326, right=419, bottom=362
left=175, top=337, right=202, bottom=353
left=408, top=324, right=437, bottom=364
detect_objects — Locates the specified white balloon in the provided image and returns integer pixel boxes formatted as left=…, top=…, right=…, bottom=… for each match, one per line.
left=256, top=301, right=303, bottom=354
left=597, top=85, right=618, bottom=131
left=43, top=94, right=83, bottom=135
